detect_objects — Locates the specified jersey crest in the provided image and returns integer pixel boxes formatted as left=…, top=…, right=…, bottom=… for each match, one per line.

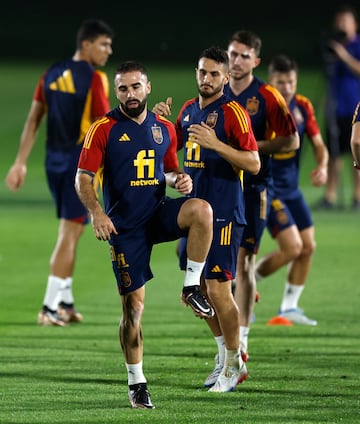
left=151, top=124, right=164, bottom=144
left=205, top=111, right=219, bottom=128
left=245, top=96, right=260, bottom=115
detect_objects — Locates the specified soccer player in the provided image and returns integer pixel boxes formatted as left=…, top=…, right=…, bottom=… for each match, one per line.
left=316, top=5, right=360, bottom=210
left=351, top=101, right=360, bottom=169
left=75, top=61, right=214, bottom=409
left=255, top=54, right=328, bottom=326
left=173, top=47, right=260, bottom=392
left=224, top=30, right=299, bottom=371
left=5, top=19, right=114, bottom=326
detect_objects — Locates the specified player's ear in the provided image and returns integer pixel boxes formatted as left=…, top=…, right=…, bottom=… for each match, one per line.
left=147, top=81, right=151, bottom=95
left=254, top=57, right=262, bottom=69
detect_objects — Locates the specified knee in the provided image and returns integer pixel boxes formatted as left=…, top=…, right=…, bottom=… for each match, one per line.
left=179, top=198, right=213, bottom=230
left=194, top=199, right=213, bottom=225
left=285, top=238, right=303, bottom=261
left=301, top=239, right=316, bottom=258
left=123, top=296, right=144, bottom=327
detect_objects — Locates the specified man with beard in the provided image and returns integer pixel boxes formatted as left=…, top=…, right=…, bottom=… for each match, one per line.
left=75, top=61, right=215, bottom=409
left=174, top=46, right=260, bottom=392
left=223, top=30, right=299, bottom=370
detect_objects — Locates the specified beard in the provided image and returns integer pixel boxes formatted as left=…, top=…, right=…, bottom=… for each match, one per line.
left=230, top=67, right=252, bottom=81
left=198, top=83, right=223, bottom=99
left=121, top=98, right=147, bottom=117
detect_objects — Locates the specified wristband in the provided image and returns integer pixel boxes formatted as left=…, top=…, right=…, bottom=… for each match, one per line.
left=353, top=161, right=360, bottom=170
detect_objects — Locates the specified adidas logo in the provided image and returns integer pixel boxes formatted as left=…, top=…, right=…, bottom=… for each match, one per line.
left=49, top=70, right=75, bottom=93
left=211, top=265, right=222, bottom=273
left=119, top=133, right=130, bottom=141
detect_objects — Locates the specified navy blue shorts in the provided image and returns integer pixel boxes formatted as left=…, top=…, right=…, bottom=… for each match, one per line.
left=46, top=146, right=88, bottom=223
left=110, top=196, right=189, bottom=295
left=267, top=191, right=313, bottom=238
left=179, top=218, right=244, bottom=281
left=240, top=186, right=272, bottom=254
left=46, top=168, right=88, bottom=223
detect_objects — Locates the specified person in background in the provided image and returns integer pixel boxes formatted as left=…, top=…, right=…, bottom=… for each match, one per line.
left=224, top=30, right=299, bottom=371
left=5, top=19, right=114, bottom=326
left=75, top=61, right=214, bottom=409
left=317, top=4, right=360, bottom=210
left=350, top=101, right=360, bottom=168
left=254, top=54, right=328, bottom=326
left=173, top=46, right=260, bottom=392
left=152, top=33, right=298, bottom=387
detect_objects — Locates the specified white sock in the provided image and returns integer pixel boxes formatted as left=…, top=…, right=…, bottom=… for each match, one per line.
left=239, top=326, right=250, bottom=352
left=183, top=259, right=205, bottom=287
left=126, top=361, right=147, bottom=385
left=60, top=277, right=74, bottom=305
left=43, top=275, right=64, bottom=311
left=254, top=268, right=264, bottom=283
left=280, top=282, right=304, bottom=311
left=214, top=335, right=226, bottom=366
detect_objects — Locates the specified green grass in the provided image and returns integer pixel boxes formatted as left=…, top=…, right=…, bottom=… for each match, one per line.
left=1, top=63, right=360, bottom=423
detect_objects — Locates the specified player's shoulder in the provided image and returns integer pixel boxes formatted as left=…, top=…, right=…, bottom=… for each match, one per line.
left=294, top=93, right=313, bottom=107
left=151, top=111, right=176, bottom=133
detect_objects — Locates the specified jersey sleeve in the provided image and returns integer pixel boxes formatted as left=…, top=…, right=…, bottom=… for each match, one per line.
left=296, top=94, right=321, bottom=138
left=78, top=116, right=111, bottom=173
left=33, top=72, right=46, bottom=104
left=91, top=70, right=111, bottom=119
left=260, top=84, right=298, bottom=137
left=223, top=101, right=258, bottom=151
left=157, top=116, right=179, bottom=172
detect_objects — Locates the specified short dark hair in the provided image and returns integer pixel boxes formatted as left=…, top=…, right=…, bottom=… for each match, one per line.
left=228, top=30, right=262, bottom=56
left=268, top=54, right=298, bottom=74
left=114, top=61, right=148, bottom=78
left=198, top=46, right=229, bottom=69
left=76, top=19, right=114, bottom=48
left=334, top=4, right=358, bottom=22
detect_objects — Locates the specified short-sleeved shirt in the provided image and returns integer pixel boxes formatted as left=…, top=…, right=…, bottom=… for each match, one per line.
left=175, top=94, right=258, bottom=279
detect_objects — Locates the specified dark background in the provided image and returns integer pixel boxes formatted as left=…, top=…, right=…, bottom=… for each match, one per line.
left=1, top=0, right=355, bottom=67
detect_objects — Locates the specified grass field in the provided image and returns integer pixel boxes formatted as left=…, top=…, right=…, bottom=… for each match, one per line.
left=0, top=63, right=359, bottom=423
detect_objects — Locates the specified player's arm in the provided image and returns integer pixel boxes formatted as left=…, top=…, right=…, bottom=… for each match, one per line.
left=5, top=99, right=45, bottom=192
left=309, top=133, right=329, bottom=186
left=188, top=122, right=260, bottom=175
left=257, top=85, right=300, bottom=154
left=351, top=120, right=360, bottom=168
left=329, top=41, right=360, bottom=77
left=257, top=131, right=299, bottom=154
left=163, top=118, right=193, bottom=195
left=75, top=169, right=117, bottom=241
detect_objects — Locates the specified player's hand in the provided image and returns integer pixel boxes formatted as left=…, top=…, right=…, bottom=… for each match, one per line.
left=5, top=163, right=27, bottom=192
left=152, top=97, right=172, bottom=116
left=175, top=173, right=193, bottom=195
left=91, top=209, right=118, bottom=241
left=188, top=122, right=219, bottom=149
left=310, top=167, right=327, bottom=186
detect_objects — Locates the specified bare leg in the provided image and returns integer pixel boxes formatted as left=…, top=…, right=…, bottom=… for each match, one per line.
left=287, top=226, right=315, bottom=286
left=206, top=279, right=239, bottom=350
left=50, top=218, right=84, bottom=277
left=352, top=163, right=360, bottom=204
left=120, top=286, right=145, bottom=364
left=256, top=225, right=302, bottom=279
left=325, top=156, right=342, bottom=204
left=177, top=198, right=213, bottom=262
left=234, top=247, right=256, bottom=329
